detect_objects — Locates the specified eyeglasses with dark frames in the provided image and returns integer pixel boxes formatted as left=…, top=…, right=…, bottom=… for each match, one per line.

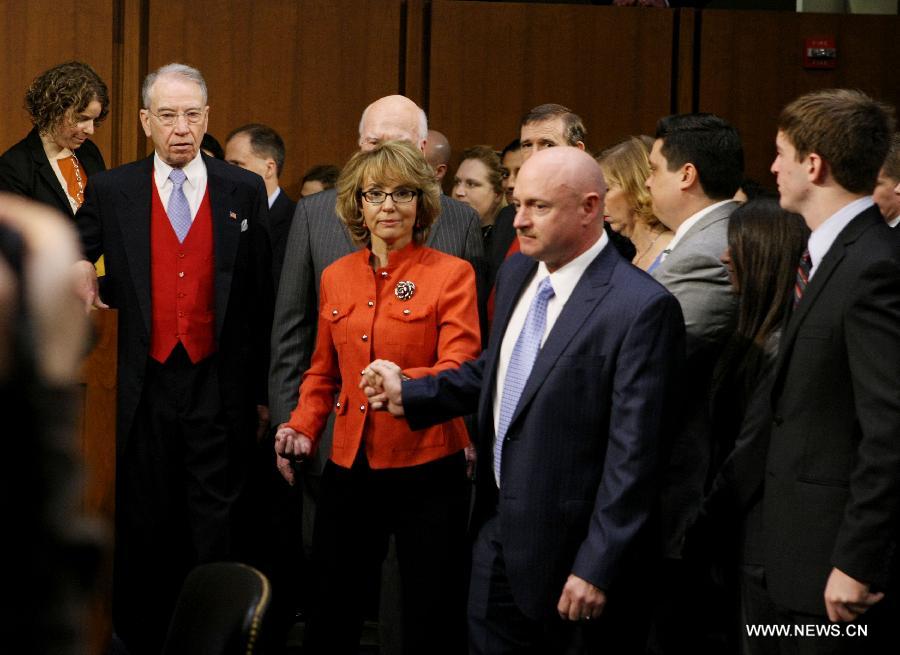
left=360, top=188, right=418, bottom=204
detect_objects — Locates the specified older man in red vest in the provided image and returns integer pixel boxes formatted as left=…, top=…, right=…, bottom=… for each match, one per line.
left=74, top=63, right=272, bottom=655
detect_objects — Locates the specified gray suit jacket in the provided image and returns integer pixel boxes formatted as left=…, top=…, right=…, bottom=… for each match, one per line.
left=652, top=200, right=738, bottom=556
left=268, top=188, right=484, bottom=470
left=652, top=201, right=738, bottom=360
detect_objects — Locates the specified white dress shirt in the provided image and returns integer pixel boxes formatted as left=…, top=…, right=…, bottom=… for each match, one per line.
left=153, top=152, right=208, bottom=222
left=807, top=196, right=874, bottom=280
left=492, top=230, right=609, bottom=460
left=268, top=187, right=282, bottom=209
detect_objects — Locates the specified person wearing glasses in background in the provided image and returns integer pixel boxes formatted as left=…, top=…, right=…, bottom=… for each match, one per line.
left=0, top=61, right=109, bottom=221
left=274, top=140, right=480, bottom=655
left=72, top=63, right=272, bottom=655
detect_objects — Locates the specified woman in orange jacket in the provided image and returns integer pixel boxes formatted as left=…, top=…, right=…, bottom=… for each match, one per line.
left=275, top=140, right=481, bottom=654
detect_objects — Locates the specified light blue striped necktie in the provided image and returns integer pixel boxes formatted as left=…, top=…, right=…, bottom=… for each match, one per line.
left=167, top=168, right=192, bottom=242
left=494, top=276, right=555, bottom=485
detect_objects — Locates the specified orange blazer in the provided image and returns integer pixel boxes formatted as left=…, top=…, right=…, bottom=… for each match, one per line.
left=286, top=241, right=481, bottom=469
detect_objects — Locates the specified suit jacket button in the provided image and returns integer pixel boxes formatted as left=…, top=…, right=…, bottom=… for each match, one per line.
left=381, top=271, right=389, bottom=278
left=359, top=404, right=366, bottom=412
left=335, top=402, right=341, bottom=409
left=332, top=309, right=338, bottom=316
left=368, top=301, right=374, bottom=307
left=361, top=334, right=368, bottom=341
left=403, top=309, right=411, bottom=315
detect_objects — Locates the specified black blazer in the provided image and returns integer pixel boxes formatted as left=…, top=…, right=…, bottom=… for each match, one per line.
left=268, top=188, right=296, bottom=289
left=0, top=128, right=106, bottom=219
left=75, top=154, right=273, bottom=448
left=763, top=206, right=900, bottom=615
left=404, top=246, right=685, bottom=619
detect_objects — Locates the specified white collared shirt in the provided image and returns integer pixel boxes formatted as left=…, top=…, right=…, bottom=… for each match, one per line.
left=153, top=152, right=208, bottom=221
left=888, top=215, right=899, bottom=228
left=807, top=197, right=874, bottom=279
left=492, top=230, right=609, bottom=472
left=268, top=187, right=282, bottom=209
left=665, top=199, right=732, bottom=254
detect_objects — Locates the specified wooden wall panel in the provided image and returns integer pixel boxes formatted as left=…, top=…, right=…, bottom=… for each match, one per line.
left=146, top=0, right=404, bottom=198
left=697, top=9, right=900, bottom=188
left=428, top=1, right=675, bottom=164
left=0, top=1, right=115, bottom=165
left=78, top=308, right=118, bottom=655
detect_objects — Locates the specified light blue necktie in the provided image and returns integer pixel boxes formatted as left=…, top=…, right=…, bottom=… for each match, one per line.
left=167, top=168, right=192, bottom=243
left=494, top=276, right=555, bottom=485
left=648, top=248, right=671, bottom=274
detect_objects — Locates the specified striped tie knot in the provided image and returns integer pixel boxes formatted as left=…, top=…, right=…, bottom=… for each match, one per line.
left=793, top=249, right=812, bottom=307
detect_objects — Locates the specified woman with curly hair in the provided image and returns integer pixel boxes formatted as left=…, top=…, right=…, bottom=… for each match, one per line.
left=0, top=61, right=109, bottom=220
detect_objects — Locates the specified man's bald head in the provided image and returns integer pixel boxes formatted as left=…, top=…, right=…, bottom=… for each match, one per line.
left=512, top=147, right=606, bottom=271
left=518, top=147, right=606, bottom=206
left=424, top=129, right=451, bottom=182
left=358, top=95, right=428, bottom=152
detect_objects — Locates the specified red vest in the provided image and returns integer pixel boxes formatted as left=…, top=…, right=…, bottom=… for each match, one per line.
left=149, top=179, right=216, bottom=363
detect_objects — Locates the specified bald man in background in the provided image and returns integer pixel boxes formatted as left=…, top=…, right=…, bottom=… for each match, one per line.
left=425, top=128, right=452, bottom=186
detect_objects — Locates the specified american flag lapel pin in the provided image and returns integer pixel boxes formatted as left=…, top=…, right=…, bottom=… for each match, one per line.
left=229, top=211, right=238, bottom=220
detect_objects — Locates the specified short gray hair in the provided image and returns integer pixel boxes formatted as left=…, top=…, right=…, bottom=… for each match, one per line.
left=142, top=63, right=208, bottom=108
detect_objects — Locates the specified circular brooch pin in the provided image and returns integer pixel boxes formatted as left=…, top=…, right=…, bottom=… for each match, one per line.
left=394, top=280, right=416, bottom=301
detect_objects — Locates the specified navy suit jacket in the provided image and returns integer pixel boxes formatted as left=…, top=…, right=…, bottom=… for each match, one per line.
left=404, top=243, right=685, bottom=619
left=76, top=154, right=273, bottom=448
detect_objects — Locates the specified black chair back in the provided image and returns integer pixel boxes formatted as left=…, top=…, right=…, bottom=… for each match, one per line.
left=162, top=562, right=271, bottom=655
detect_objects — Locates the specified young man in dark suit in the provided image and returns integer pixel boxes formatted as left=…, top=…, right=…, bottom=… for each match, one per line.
left=747, top=88, right=899, bottom=654
left=364, top=146, right=685, bottom=653
left=73, top=63, right=272, bottom=655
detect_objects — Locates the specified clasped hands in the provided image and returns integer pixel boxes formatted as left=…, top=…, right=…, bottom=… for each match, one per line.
left=360, top=359, right=407, bottom=416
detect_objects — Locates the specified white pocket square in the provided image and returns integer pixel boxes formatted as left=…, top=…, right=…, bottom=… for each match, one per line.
left=240, top=218, right=248, bottom=232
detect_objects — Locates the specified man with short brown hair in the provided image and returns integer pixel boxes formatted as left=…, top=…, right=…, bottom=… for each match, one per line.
left=749, top=88, right=900, bottom=653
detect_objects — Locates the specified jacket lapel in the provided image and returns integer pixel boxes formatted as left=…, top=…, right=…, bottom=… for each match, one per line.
left=506, top=245, right=616, bottom=430
left=28, top=131, right=74, bottom=217
left=206, top=158, right=240, bottom=342
left=771, top=208, right=878, bottom=397
left=118, top=157, right=154, bottom=337
left=478, top=255, right=537, bottom=438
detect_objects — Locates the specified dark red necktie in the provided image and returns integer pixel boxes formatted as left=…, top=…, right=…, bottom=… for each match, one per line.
left=793, top=249, right=812, bottom=307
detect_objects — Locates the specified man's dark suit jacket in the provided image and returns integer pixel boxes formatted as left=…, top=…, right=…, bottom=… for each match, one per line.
left=268, top=188, right=485, bottom=449
left=402, top=245, right=685, bottom=619
left=268, top=188, right=296, bottom=288
left=762, top=206, right=900, bottom=615
left=0, top=128, right=106, bottom=219
left=76, top=154, right=272, bottom=447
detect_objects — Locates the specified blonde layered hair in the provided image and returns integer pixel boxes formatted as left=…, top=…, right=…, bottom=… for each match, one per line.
left=336, top=140, right=441, bottom=246
left=597, top=135, right=660, bottom=228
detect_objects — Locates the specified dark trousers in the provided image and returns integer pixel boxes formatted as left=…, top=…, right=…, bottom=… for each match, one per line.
left=302, top=450, right=469, bottom=655
left=235, top=435, right=304, bottom=652
left=468, top=513, right=648, bottom=655
left=741, top=564, right=897, bottom=655
left=113, top=345, right=246, bottom=655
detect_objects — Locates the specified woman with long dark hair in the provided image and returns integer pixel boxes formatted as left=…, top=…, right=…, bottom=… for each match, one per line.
left=692, top=196, right=809, bottom=653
